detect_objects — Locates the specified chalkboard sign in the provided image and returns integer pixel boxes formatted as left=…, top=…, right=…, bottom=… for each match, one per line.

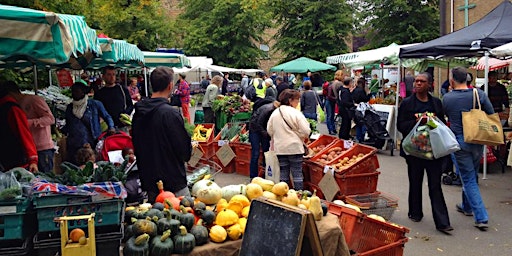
left=239, top=197, right=323, bottom=256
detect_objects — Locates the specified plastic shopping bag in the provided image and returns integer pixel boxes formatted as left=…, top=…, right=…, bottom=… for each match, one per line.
left=402, top=118, right=434, bottom=160
left=317, top=105, right=325, bottom=123
left=429, top=117, right=460, bottom=159
left=264, top=151, right=281, bottom=184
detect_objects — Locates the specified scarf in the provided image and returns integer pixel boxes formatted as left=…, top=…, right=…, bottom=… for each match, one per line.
left=72, top=95, right=88, bottom=119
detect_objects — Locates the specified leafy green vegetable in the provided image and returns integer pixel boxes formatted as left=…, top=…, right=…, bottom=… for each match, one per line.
left=38, top=161, right=127, bottom=186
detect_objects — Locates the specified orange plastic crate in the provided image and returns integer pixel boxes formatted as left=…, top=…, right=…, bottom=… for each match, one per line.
left=232, top=142, right=252, bottom=162
left=309, top=139, right=349, bottom=164
left=355, top=238, right=408, bottom=256
left=328, top=144, right=380, bottom=175
left=211, top=155, right=235, bottom=173
left=327, top=202, right=409, bottom=253
left=197, top=123, right=215, bottom=158
left=235, top=159, right=250, bottom=176
left=307, top=135, right=338, bottom=156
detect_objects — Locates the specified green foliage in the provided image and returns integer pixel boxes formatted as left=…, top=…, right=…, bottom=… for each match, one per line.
left=39, top=161, right=127, bottom=186
left=355, top=0, right=440, bottom=49
left=270, top=0, right=353, bottom=62
left=178, top=0, right=272, bottom=68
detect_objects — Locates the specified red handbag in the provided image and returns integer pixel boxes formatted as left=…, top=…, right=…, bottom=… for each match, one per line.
left=480, top=146, right=497, bottom=164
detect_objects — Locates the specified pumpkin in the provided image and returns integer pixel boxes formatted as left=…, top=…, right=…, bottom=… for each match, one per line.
left=150, top=230, right=174, bottom=256
left=251, top=177, right=274, bottom=191
left=226, top=201, right=244, bottom=216
left=297, top=204, right=308, bottom=210
left=78, top=236, right=87, bottom=245
left=143, top=208, right=164, bottom=220
left=321, top=202, right=328, bottom=216
left=192, top=180, right=222, bottom=205
left=179, top=206, right=196, bottom=231
left=216, top=198, right=229, bottom=213
left=271, top=182, right=289, bottom=196
left=281, top=191, right=300, bottom=206
left=238, top=218, right=247, bottom=234
left=245, top=183, right=264, bottom=200
left=164, top=197, right=181, bottom=211
left=124, top=233, right=150, bottom=256
left=302, top=190, right=313, bottom=197
left=139, top=203, right=152, bottom=211
left=262, top=191, right=277, bottom=200
left=193, top=201, right=207, bottom=216
left=229, top=195, right=250, bottom=208
left=124, top=224, right=134, bottom=242
left=173, top=226, right=196, bottom=254
left=241, top=206, right=250, bottom=218
left=190, top=219, right=209, bottom=245
left=209, top=225, right=227, bottom=243
left=125, top=209, right=140, bottom=220
left=152, top=202, right=165, bottom=211
left=168, top=208, right=183, bottom=221
left=69, top=228, right=85, bottom=243
left=133, top=219, right=158, bottom=238
left=221, top=184, right=247, bottom=201
left=157, top=209, right=181, bottom=235
left=155, top=180, right=176, bottom=204
left=215, top=209, right=239, bottom=227
left=180, top=196, right=195, bottom=208
left=309, top=190, right=323, bottom=221
left=300, top=193, right=311, bottom=209
left=226, top=223, right=242, bottom=240
left=201, top=210, right=216, bottom=225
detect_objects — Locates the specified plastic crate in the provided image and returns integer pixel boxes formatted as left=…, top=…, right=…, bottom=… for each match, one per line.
left=235, top=159, right=250, bottom=176
left=328, top=144, right=380, bottom=175
left=0, top=211, right=36, bottom=241
left=211, top=155, right=235, bottom=173
left=196, top=123, right=215, bottom=158
left=355, top=238, right=408, bottom=256
left=345, top=192, right=399, bottom=220
left=0, top=197, right=32, bottom=214
left=35, top=199, right=124, bottom=233
left=233, top=141, right=252, bottom=162
left=231, top=112, right=251, bottom=122
left=327, top=202, right=409, bottom=253
left=309, top=140, right=349, bottom=165
left=34, top=228, right=122, bottom=256
left=302, top=161, right=311, bottom=183
left=307, top=135, right=338, bottom=157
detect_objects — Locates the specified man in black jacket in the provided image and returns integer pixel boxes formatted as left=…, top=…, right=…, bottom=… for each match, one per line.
left=132, top=67, right=192, bottom=202
left=397, top=72, right=452, bottom=233
left=248, top=98, right=276, bottom=178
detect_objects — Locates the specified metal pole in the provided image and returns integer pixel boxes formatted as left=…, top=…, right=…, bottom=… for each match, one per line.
left=48, top=69, right=52, bottom=86
left=393, top=59, right=401, bottom=152
left=144, top=67, right=148, bottom=97
left=482, top=51, right=490, bottom=179
left=33, top=65, right=38, bottom=95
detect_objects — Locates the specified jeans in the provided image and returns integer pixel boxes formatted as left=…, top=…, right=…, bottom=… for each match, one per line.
left=277, top=154, right=304, bottom=190
left=303, top=112, right=317, bottom=121
left=38, top=149, right=55, bottom=173
left=453, top=135, right=488, bottom=223
left=249, top=132, right=270, bottom=178
left=325, top=101, right=336, bottom=133
left=355, top=124, right=366, bottom=142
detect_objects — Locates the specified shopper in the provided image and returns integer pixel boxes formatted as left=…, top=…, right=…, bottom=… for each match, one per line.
left=132, top=67, right=192, bottom=202
left=4, top=81, right=55, bottom=173
left=267, top=89, right=310, bottom=190
left=63, top=82, right=115, bottom=165
left=0, top=81, right=38, bottom=172
left=352, top=78, right=371, bottom=142
left=300, top=80, right=318, bottom=121
left=248, top=98, right=278, bottom=178
left=202, top=75, right=222, bottom=123
left=264, top=78, right=278, bottom=101
left=326, top=71, right=344, bottom=135
left=176, top=73, right=191, bottom=123
left=128, top=77, right=141, bottom=102
left=338, top=77, right=355, bottom=140
left=397, top=72, right=452, bottom=233
left=443, top=67, right=492, bottom=231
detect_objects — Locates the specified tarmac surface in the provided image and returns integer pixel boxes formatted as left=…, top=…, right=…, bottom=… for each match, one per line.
left=211, top=120, right=512, bottom=255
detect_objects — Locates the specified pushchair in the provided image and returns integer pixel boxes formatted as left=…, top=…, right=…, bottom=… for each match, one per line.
left=96, top=131, right=134, bottom=162
left=354, top=103, right=394, bottom=156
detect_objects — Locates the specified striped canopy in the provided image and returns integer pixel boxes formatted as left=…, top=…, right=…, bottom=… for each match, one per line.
left=89, top=38, right=145, bottom=69
left=470, top=56, right=512, bottom=71
left=0, top=4, right=100, bottom=68
left=143, top=51, right=191, bottom=68
left=401, top=57, right=479, bottom=72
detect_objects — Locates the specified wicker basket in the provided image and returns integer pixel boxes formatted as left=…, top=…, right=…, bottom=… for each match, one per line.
left=345, top=192, right=399, bottom=220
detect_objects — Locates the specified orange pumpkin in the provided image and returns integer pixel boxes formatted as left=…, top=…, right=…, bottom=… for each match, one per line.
left=69, top=228, right=85, bottom=242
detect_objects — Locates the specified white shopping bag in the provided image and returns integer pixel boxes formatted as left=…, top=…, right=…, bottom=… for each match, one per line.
left=264, top=151, right=280, bottom=184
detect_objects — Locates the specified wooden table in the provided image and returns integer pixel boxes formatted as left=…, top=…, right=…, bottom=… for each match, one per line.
left=171, top=213, right=350, bottom=256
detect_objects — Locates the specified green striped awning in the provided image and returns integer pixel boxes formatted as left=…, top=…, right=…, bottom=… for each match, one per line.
left=89, top=38, right=144, bottom=68
left=401, top=57, right=479, bottom=72
left=143, top=51, right=191, bottom=68
left=0, top=4, right=100, bottom=69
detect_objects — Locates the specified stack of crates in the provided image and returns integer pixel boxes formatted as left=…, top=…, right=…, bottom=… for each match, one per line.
left=32, top=193, right=124, bottom=256
left=0, top=197, right=36, bottom=256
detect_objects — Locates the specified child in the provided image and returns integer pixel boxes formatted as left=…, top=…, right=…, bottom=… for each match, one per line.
left=121, top=147, right=136, bottom=165
left=75, top=144, right=97, bottom=169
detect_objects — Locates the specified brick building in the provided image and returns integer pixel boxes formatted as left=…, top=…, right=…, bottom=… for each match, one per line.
left=440, top=0, right=504, bottom=34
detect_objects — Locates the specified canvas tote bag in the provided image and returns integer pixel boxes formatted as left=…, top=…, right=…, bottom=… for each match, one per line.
left=462, top=89, right=504, bottom=146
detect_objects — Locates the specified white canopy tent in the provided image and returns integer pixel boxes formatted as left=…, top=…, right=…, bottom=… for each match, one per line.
left=326, top=43, right=420, bottom=67
left=490, top=42, right=512, bottom=58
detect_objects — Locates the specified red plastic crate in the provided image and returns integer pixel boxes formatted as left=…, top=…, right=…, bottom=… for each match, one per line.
left=307, top=135, right=338, bottom=157
left=309, top=140, right=349, bottom=165
left=211, top=155, right=235, bottom=173
left=302, top=161, right=311, bottom=183
left=326, top=202, right=409, bottom=254
left=233, top=142, right=251, bottom=162
left=328, top=144, right=380, bottom=175
left=355, top=238, right=408, bottom=256
left=235, top=159, right=250, bottom=176
left=307, top=165, right=379, bottom=196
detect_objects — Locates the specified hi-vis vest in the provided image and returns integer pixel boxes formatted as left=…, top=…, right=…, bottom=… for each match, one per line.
left=252, top=78, right=265, bottom=98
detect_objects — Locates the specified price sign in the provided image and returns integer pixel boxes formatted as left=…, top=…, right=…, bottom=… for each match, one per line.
left=323, top=165, right=335, bottom=175
left=216, top=144, right=236, bottom=167
left=318, top=171, right=339, bottom=202
left=344, top=140, right=354, bottom=149
left=218, top=140, right=229, bottom=147
left=188, top=147, right=203, bottom=167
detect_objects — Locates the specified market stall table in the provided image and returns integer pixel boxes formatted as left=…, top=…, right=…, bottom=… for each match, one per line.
left=170, top=213, right=349, bottom=256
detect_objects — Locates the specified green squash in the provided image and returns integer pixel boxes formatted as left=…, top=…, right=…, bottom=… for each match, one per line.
left=133, top=219, right=158, bottom=238
left=152, top=202, right=165, bottom=211
left=190, top=219, right=209, bottom=245
left=179, top=206, right=196, bottom=231
left=124, top=233, right=150, bottom=256
left=180, top=196, right=195, bottom=208
left=321, top=202, right=328, bottom=216
left=201, top=210, right=216, bottom=225
left=169, top=208, right=183, bottom=221
left=157, top=209, right=181, bottom=235
left=143, top=208, right=164, bottom=220
left=193, top=201, right=207, bottom=216
left=173, top=226, right=196, bottom=254
left=150, top=230, right=174, bottom=256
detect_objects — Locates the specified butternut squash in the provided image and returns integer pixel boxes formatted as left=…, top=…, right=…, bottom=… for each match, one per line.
left=309, top=190, right=323, bottom=221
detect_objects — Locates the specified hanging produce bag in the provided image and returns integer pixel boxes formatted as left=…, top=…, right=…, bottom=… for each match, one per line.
left=402, top=117, right=434, bottom=160
left=429, top=116, right=460, bottom=159
left=264, top=150, right=280, bottom=184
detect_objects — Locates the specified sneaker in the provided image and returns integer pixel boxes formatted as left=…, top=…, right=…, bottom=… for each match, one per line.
left=437, top=226, right=454, bottom=233
left=329, top=131, right=337, bottom=135
left=474, top=222, right=488, bottom=231
left=408, top=215, right=422, bottom=222
left=456, top=204, right=473, bottom=216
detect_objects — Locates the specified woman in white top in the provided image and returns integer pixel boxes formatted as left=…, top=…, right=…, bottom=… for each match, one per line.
left=267, top=89, right=311, bottom=190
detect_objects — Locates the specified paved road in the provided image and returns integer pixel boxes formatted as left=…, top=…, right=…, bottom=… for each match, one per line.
left=211, top=120, right=512, bottom=255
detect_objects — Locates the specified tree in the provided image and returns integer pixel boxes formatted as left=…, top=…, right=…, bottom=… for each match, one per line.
left=269, top=0, right=354, bottom=62
left=178, top=0, right=272, bottom=68
left=355, top=0, right=439, bottom=49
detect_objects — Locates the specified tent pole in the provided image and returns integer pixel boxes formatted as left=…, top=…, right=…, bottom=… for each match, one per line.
left=482, top=51, right=490, bottom=180
left=48, top=69, right=52, bottom=87
left=394, top=59, right=401, bottom=152
left=33, top=65, right=38, bottom=95
left=144, top=67, right=148, bottom=97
